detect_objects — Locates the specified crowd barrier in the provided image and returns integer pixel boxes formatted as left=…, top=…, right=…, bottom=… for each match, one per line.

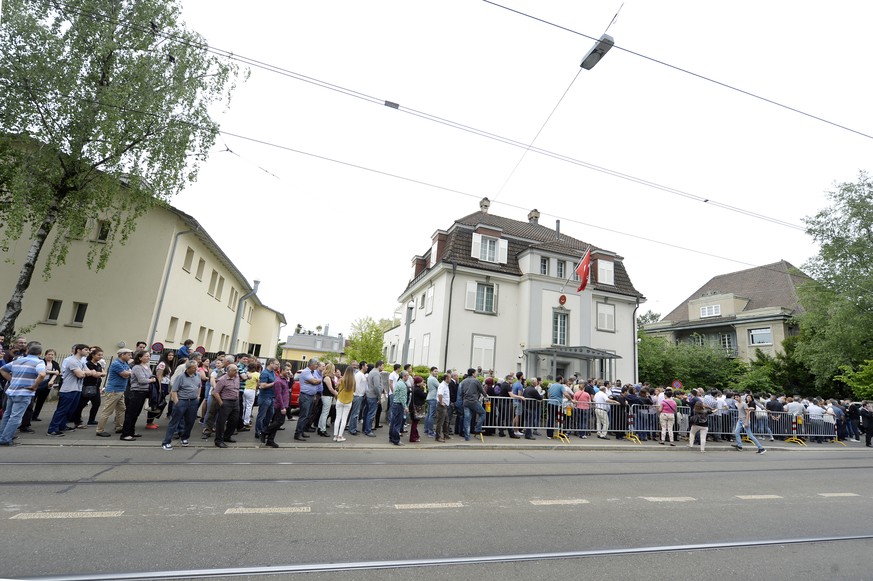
left=479, top=397, right=847, bottom=446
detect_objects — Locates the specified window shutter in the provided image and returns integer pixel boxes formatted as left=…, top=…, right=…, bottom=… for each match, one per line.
left=471, top=233, right=482, bottom=259
left=430, top=242, right=438, bottom=267
left=425, top=286, right=434, bottom=314
left=465, top=281, right=478, bottom=310
left=491, top=283, right=499, bottom=313
left=497, top=239, right=508, bottom=264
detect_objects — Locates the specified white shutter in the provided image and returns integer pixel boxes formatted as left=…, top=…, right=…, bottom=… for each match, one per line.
left=471, top=233, right=482, bottom=259
left=429, top=242, right=438, bottom=267
left=425, top=286, right=434, bottom=314
left=465, top=281, right=478, bottom=310
left=497, top=238, right=508, bottom=264
left=491, top=283, right=499, bottom=313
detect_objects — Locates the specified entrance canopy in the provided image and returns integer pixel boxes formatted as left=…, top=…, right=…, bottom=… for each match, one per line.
left=524, top=346, right=621, bottom=381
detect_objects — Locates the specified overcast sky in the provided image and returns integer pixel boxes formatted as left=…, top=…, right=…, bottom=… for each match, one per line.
left=173, top=0, right=872, bottom=339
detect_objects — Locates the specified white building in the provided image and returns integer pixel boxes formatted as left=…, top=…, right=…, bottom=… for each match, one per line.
left=383, top=198, right=645, bottom=381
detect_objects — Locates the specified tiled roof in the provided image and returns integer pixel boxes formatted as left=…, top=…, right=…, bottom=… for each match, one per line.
left=403, top=208, right=643, bottom=299
left=661, top=260, right=810, bottom=324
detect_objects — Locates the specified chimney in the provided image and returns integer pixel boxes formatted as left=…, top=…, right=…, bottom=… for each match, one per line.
left=528, top=209, right=540, bottom=224
left=412, top=255, right=426, bottom=278
left=431, top=230, right=448, bottom=263
left=555, top=219, right=561, bottom=240
left=323, top=324, right=329, bottom=337
left=480, top=197, right=491, bottom=213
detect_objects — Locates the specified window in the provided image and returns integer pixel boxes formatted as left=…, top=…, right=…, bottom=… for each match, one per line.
left=215, top=276, right=225, bottom=301
left=419, top=292, right=425, bottom=309
left=195, top=258, right=206, bottom=281
left=390, top=343, right=397, bottom=362
left=181, top=321, right=191, bottom=343
left=552, top=311, right=568, bottom=346
left=228, top=288, right=238, bottom=310
left=691, top=334, right=705, bottom=347
left=407, top=338, right=415, bottom=365
left=208, top=270, right=218, bottom=296
left=250, top=343, right=262, bottom=357
left=540, top=257, right=549, bottom=276
left=247, top=306, right=253, bottom=323
left=205, top=328, right=214, bottom=350
left=70, top=302, right=88, bottom=325
left=182, top=247, right=194, bottom=272
left=700, top=305, right=721, bottom=318
left=219, top=333, right=227, bottom=351
left=411, top=297, right=417, bottom=322
left=166, top=317, right=179, bottom=342
left=557, top=260, right=565, bottom=279
left=197, top=326, right=206, bottom=347
left=720, top=333, right=735, bottom=351
left=95, top=221, right=111, bottom=242
left=597, top=259, right=614, bottom=285
left=44, top=299, right=63, bottom=323
left=465, top=281, right=497, bottom=314
left=471, top=233, right=508, bottom=264
left=596, top=302, right=615, bottom=332
left=471, top=334, right=495, bottom=371
left=748, top=327, right=773, bottom=345
left=422, top=333, right=431, bottom=366
left=425, top=286, right=434, bottom=315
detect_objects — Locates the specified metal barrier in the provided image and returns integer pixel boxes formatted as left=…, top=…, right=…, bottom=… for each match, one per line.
left=481, top=397, right=849, bottom=447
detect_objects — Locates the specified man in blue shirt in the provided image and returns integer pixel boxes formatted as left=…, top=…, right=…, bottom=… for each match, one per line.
left=0, top=342, right=46, bottom=445
left=177, top=339, right=193, bottom=361
left=256, top=358, right=278, bottom=441
left=95, top=348, right=133, bottom=437
left=294, top=358, right=322, bottom=441
left=511, top=372, right=526, bottom=437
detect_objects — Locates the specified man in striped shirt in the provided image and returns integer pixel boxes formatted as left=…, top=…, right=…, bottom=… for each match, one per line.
left=0, top=342, right=46, bottom=446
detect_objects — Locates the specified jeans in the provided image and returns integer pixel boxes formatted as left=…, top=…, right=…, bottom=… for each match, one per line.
left=364, top=396, right=379, bottom=434
left=348, top=396, right=363, bottom=433
left=689, top=425, right=708, bottom=451
left=49, top=391, right=81, bottom=433
left=214, top=399, right=239, bottom=443
left=389, top=402, right=405, bottom=444
left=162, top=398, right=198, bottom=445
left=256, top=391, right=274, bottom=435
left=295, top=394, right=315, bottom=437
left=424, top=399, right=437, bottom=435
left=463, top=400, right=486, bottom=438
left=385, top=394, right=394, bottom=426
left=31, top=386, right=51, bottom=419
left=73, top=391, right=101, bottom=425
left=546, top=404, right=559, bottom=438
left=264, top=408, right=286, bottom=444
left=734, top=418, right=763, bottom=450
left=121, top=391, right=148, bottom=438
left=0, top=395, right=33, bottom=443
left=333, top=400, right=353, bottom=438
left=318, top=396, right=334, bottom=432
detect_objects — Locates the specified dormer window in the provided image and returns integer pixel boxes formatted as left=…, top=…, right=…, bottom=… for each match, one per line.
left=597, top=259, right=614, bottom=285
left=700, top=305, right=721, bottom=318
left=471, top=233, right=508, bottom=264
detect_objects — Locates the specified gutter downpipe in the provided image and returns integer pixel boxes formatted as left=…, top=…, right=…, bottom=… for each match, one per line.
left=149, top=229, right=194, bottom=347
left=230, top=280, right=260, bottom=355
left=632, top=299, right=641, bottom=384
left=443, top=261, right=457, bottom=371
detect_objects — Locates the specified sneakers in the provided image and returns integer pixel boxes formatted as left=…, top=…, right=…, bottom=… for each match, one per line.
left=336, top=437, right=347, bottom=442
left=731, top=444, right=743, bottom=451
left=756, top=448, right=767, bottom=455
left=145, top=423, right=159, bottom=430
left=181, top=439, right=190, bottom=447
left=47, top=431, right=65, bottom=437
left=161, top=443, right=173, bottom=451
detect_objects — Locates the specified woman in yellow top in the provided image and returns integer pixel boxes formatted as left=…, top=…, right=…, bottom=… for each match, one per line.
left=333, top=366, right=356, bottom=442
left=241, top=362, right=259, bottom=430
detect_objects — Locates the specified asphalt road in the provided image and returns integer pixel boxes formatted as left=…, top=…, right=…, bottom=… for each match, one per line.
left=1, top=446, right=871, bottom=580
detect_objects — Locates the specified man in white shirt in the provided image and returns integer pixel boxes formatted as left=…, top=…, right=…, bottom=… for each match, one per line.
left=349, top=361, right=368, bottom=436
left=435, top=373, right=451, bottom=442
left=387, top=363, right=400, bottom=428
left=593, top=388, right=615, bottom=439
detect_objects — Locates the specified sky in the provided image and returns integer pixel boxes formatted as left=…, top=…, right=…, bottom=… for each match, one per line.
left=172, top=0, right=873, bottom=339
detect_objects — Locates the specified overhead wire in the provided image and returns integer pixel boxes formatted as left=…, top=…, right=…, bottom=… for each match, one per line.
left=481, top=0, right=873, bottom=141
left=37, top=0, right=805, bottom=231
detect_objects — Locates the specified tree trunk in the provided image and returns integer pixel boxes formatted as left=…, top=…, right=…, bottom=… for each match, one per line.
left=0, top=203, right=60, bottom=337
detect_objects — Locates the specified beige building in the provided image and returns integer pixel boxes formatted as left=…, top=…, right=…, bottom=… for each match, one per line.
left=280, top=327, right=346, bottom=363
left=643, top=260, right=809, bottom=362
left=0, top=203, right=285, bottom=358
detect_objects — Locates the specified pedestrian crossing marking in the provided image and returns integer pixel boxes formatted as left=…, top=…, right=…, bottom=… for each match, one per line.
left=394, top=502, right=463, bottom=510
left=530, top=499, right=590, bottom=506
left=641, top=497, right=696, bottom=502
left=11, top=511, right=124, bottom=519
left=225, top=507, right=311, bottom=514
left=736, top=495, right=783, bottom=500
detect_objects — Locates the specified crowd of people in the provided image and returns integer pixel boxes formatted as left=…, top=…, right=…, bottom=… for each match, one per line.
left=2, top=333, right=873, bottom=451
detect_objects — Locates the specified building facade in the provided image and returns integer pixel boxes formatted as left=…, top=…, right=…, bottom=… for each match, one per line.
left=0, top=204, right=285, bottom=358
left=643, top=260, right=809, bottom=362
left=281, top=327, right=346, bottom=363
left=383, top=198, right=645, bottom=382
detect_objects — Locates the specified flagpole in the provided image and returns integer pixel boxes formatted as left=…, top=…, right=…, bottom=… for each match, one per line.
left=559, top=245, right=590, bottom=293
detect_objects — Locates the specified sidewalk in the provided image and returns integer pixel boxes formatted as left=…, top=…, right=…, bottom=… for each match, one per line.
left=10, top=400, right=843, bottom=451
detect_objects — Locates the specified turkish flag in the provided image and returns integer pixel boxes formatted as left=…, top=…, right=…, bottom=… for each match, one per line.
left=576, top=249, right=591, bottom=292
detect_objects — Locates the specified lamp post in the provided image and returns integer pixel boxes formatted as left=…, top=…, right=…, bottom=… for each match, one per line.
left=580, top=33, right=614, bottom=70
left=400, top=300, right=414, bottom=364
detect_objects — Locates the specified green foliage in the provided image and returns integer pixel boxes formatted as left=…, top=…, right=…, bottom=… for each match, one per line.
left=794, top=172, right=873, bottom=389
left=636, top=309, right=661, bottom=330
left=638, top=333, right=745, bottom=390
left=0, top=0, right=244, bottom=335
left=344, top=316, right=385, bottom=364
left=835, top=360, right=873, bottom=400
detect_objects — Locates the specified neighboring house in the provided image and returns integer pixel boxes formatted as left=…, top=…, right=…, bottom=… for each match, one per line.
left=643, top=260, right=809, bottom=362
left=0, top=203, right=285, bottom=358
left=383, top=198, right=645, bottom=382
left=281, top=326, right=346, bottom=362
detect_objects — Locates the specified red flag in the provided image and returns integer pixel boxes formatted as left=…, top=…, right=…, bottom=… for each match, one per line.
left=575, top=249, right=591, bottom=292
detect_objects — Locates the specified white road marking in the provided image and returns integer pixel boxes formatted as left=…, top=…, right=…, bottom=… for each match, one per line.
left=10, top=511, right=124, bottom=520
left=530, top=499, right=590, bottom=506
left=394, top=502, right=464, bottom=510
left=817, top=493, right=860, bottom=498
left=225, top=507, right=311, bottom=514
left=736, top=495, right=783, bottom=500
left=641, top=497, right=696, bottom=503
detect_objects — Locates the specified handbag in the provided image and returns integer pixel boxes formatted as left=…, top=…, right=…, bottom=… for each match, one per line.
left=413, top=404, right=426, bottom=421
left=82, top=384, right=99, bottom=397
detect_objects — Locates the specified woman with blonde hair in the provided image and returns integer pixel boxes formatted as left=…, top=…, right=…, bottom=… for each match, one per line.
left=333, top=366, right=356, bottom=442
left=317, top=363, right=338, bottom=437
